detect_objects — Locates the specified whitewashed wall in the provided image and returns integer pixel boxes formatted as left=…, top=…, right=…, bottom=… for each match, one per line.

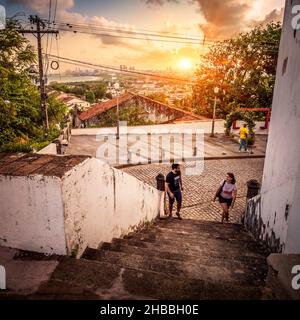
left=37, top=143, right=57, bottom=155
left=245, top=0, right=300, bottom=253
left=61, top=158, right=163, bottom=257
left=0, top=175, right=67, bottom=255
left=0, top=158, right=163, bottom=257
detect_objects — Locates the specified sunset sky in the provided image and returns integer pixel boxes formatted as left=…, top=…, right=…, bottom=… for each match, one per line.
left=2, top=0, right=285, bottom=73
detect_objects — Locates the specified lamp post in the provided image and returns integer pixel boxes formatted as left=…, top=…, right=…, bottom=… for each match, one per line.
left=210, top=86, right=219, bottom=137
left=114, top=82, right=120, bottom=140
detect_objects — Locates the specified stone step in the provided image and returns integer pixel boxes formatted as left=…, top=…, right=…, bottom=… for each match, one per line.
left=124, top=228, right=257, bottom=245
left=155, top=218, right=243, bottom=230
left=155, top=221, right=251, bottom=235
left=151, top=223, right=249, bottom=238
left=99, top=240, right=266, bottom=266
left=118, top=234, right=265, bottom=256
left=155, top=224, right=252, bottom=238
left=111, top=234, right=268, bottom=257
left=33, top=256, right=263, bottom=300
left=83, top=248, right=267, bottom=286
left=153, top=219, right=246, bottom=235
left=100, top=238, right=265, bottom=261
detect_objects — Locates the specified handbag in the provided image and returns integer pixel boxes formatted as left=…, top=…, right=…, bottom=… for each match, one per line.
left=216, top=180, right=226, bottom=198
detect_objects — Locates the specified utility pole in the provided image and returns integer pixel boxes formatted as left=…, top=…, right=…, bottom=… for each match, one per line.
left=18, top=15, right=58, bottom=139
left=210, top=86, right=219, bottom=137
left=114, top=82, right=120, bottom=140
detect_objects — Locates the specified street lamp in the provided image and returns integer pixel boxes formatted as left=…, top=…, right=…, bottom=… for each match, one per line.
left=210, top=86, right=219, bottom=137
left=114, top=82, right=120, bottom=140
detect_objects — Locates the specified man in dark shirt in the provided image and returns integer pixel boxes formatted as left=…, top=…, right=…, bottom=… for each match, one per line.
left=165, top=163, right=183, bottom=220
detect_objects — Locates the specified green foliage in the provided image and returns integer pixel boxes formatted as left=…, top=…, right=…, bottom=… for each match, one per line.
left=49, top=80, right=108, bottom=102
left=94, top=83, right=107, bottom=100
left=146, top=93, right=168, bottom=104
left=0, top=126, right=60, bottom=153
left=225, top=109, right=256, bottom=145
left=192, top=22, right=281, bottom=118
left=85, top=90, right=95, bottom=104
left=0, top=20, right=67, bottom=152
left=47, top=95, right=68, bottom=123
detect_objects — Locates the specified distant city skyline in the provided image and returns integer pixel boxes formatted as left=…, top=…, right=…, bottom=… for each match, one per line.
left=2, top=0, right=285, bottom=71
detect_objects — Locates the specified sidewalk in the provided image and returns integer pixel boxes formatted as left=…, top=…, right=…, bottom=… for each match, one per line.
left=66, top=132, right=267, bottom=165
left=122, top=157, right=265, bottom=223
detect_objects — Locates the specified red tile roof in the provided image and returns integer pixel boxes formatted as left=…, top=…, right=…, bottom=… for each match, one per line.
left=78, top=92, right=207, bottom=122
left=78, top=93, right=134, bottom=121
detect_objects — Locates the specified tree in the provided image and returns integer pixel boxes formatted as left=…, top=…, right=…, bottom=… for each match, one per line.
left=93, top=83, right=107, bottom=100
left=0, top=20, right=67, bottom=151
left=146, top=93, right=168, bottom=104
left=47, top=96, right=68, bottom=124
left=85, top=90, right=95, bottom=104
left=0, top=20, right=40, bottom=145
left=192, top=22, right=281, bottom=119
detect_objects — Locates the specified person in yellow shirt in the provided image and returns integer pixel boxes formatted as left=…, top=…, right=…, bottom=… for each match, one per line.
left=239, top=124, right=248, bottom=152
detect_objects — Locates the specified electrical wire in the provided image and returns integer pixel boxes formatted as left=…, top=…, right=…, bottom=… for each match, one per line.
left=45, top=54, right=196, bottom=84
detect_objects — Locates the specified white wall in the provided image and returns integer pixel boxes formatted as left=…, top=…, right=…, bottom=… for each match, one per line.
left=247, top=0, right=300, bottom=253
left=61, top=158, right=163, bottom=257
left=0, top=156, right=163, bottom=257
left=0, top=175, right=67, bottom=255
left=37, top=143, right=57, bottom=155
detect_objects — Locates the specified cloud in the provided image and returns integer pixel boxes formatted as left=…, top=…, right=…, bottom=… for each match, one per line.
left=193, top=0, right=251, bottom=38
left=144, top=0, right=179, bottom=6
left=144, top=0, right=283, bottom=38
left=249, top=7, right=284, bottom=27
left=142, top=0, right=252, bottom=38
left=8, top=0, right=74, bottom=16
left=8, top=0, right=141, bottom=47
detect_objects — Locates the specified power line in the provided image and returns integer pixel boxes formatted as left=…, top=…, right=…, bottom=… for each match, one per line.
left=45, top=54, right=196, bottom=84
left=53, top=22, right=205, bottom=42
left=43, top=18, right=219, bottom=41
left=44, top=0, right=52, bottom=72
left=39, top=18, right=229, bottom=45
left=19, top=16, right=280, bottom=48
left=53, top=0, right=58, bottom=23
left=54, top=27, right=207, bottom=45
left=45, top=24, right=280, bottom=47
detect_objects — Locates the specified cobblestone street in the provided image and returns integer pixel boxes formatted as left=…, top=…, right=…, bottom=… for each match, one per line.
left=121, top=158, right=264, bottom=223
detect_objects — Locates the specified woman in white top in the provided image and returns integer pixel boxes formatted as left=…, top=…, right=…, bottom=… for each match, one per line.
left=213, top=172, right=237, bottom=223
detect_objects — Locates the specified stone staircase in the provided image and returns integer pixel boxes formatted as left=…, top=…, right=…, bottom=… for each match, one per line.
left=31, top=218, right=270, bottom=300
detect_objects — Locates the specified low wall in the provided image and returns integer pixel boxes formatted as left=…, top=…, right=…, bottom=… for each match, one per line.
left=244, top=194, right=286, bottom=253
left=0, top=174, right=67, bottom=255
left=0, top=154, right=163, bottom=257
left=37, top=143, right=58, bottom=155
left=61, top=158, right=163, bottom=257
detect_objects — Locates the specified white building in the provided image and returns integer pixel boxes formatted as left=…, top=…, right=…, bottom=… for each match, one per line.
left=66, top=97, right=90, bottom=111
left=245, top=0, right=300, bottom=253
left=56, top=93, right=91, bottom=111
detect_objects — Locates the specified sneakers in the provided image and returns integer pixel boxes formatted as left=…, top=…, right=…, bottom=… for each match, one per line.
left=176, top=212, right=183, bottom=220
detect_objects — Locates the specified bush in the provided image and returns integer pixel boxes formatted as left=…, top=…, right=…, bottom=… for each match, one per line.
left=0, top=142, right=33, bottom=153
left=225, top=109, right=256, bottom=145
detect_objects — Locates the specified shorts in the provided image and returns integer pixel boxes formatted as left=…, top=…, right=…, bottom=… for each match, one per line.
left=168, top=190, right=182, bottom=206
left=218, top=195, right=233, bottom=207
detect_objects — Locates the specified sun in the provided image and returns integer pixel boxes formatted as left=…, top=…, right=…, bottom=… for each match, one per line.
left=179, top=58, right=192, bottom=70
